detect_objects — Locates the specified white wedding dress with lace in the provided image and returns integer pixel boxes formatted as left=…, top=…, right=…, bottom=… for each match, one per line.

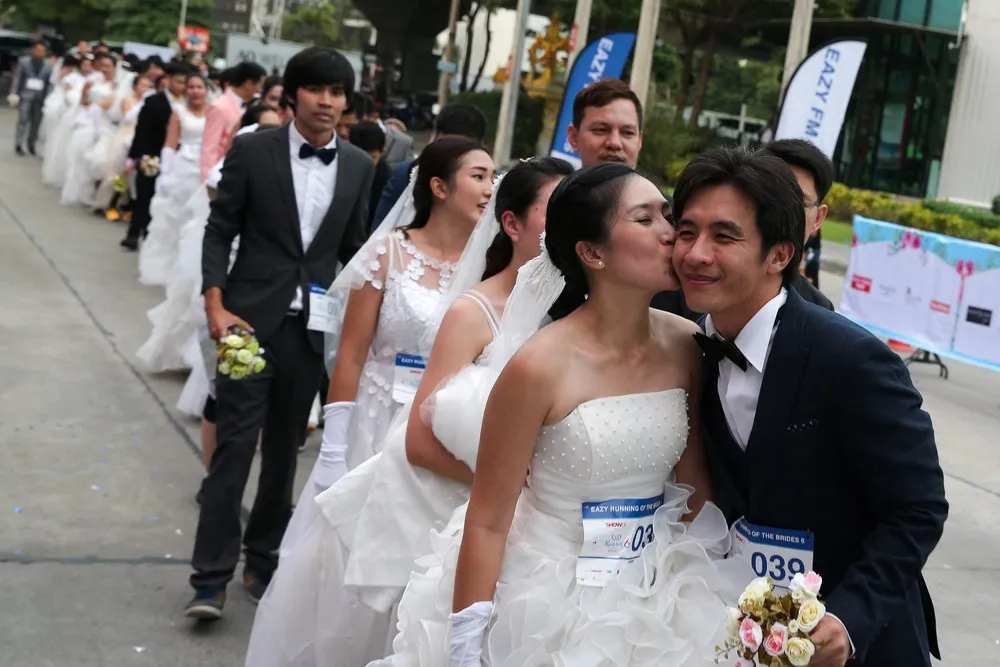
left=373, top=389, right=737, bottom=667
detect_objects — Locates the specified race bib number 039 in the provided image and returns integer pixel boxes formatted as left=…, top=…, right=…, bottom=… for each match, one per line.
left=728, top=518, right=814, bottom=591
left=577, top=494, right=663, bottom=587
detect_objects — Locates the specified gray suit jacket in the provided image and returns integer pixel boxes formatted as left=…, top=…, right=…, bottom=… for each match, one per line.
left=382, top=126, right=414, bottom=169
left=202, top=123, right=376, bottom=353
left=13, top=56, right=51, bottom=101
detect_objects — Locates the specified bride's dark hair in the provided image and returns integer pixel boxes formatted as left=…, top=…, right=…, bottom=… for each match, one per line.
left=405, top=137, right=489, bottom=232
left=544, top=162, right=636, bottom=320
left=481, top=157, right=574, bottom=280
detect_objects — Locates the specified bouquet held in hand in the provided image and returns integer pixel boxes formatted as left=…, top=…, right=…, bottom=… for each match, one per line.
left=139, top=155, right=160, bottom=177
left=717, top=571, right=826, bottom=666
left=216, top=328, right=266, bottom=380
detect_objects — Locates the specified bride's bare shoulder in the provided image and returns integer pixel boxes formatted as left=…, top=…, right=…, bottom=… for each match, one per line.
left=649, top=308, right=702, bottom=360
left=499, top=319, right=572, bottom=384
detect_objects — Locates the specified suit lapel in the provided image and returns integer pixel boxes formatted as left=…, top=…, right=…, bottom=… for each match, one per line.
left=745, top=289, right=811, bottom=463
left=307, top=147, right=357, bottom=258
left=272, top=125, right=304, bottom=254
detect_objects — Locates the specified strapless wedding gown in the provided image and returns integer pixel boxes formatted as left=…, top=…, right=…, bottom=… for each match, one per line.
left=373, top=389, right=737, bottom=667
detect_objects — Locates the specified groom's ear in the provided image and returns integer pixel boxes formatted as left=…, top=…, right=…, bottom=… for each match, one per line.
left=765, top=241, right=795, bottom=276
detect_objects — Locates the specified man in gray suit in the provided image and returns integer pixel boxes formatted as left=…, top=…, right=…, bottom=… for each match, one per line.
left=185, top=46, right=375, bottom=620
left=9, top=40, right=52, bottom=156
left=339, top=92, right=414, bottom=169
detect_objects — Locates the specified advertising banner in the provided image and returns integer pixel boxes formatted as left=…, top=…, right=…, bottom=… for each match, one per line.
left=774, top=40, right=867, bottom=157
left=549, top=32, right=637, bottom=168
left=839, top=216, right=1000, bottom=371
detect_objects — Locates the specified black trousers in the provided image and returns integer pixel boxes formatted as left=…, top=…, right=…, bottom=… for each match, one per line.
left=190, top=313, right=324, bottom=589
left=124, top=173, right=156, bottom=242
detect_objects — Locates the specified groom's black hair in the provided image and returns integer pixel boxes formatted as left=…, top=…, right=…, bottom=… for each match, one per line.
left=672, top=145, right=806, bottom=285
left=282, top=47, right=355, bottom=112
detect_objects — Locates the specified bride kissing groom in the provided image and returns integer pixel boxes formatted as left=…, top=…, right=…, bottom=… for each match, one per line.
left=671, top=145, right=948, bottom=667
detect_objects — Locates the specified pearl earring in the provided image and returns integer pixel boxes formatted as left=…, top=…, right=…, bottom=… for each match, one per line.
left=597, top=260, right=605, bottom=267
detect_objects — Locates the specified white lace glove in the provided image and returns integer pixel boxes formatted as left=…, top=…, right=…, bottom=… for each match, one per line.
left=312, top=401, right=355, bottom=493
left=448, top=601, right=493, bottom=667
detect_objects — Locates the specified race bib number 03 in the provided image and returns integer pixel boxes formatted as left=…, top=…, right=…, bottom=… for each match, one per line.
left=392, top=353, right=426, bottom=403
left=306, top=283, right=337, bottom=334
left=728, top=518, right=814, bottom=591
left=577, top=494, right=663, bottom=587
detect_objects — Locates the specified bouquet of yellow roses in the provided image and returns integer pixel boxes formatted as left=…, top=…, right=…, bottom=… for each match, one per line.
left=716, top=571, right=827, bottom=666
left=216, top=328, right=266, bottom=380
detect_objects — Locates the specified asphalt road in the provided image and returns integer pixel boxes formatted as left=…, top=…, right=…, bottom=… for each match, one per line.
left=0, top=110, right=996, bottom=665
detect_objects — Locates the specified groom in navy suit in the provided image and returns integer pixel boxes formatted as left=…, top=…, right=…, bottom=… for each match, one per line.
left=671, top=145, right=947, bottom=667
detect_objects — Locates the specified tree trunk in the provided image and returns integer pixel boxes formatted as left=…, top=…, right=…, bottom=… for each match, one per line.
left=471, top=8, right=493, bottom=92
left=687, top=20, right=719, bottom=128
left=459, top=3, right=481, bottom=93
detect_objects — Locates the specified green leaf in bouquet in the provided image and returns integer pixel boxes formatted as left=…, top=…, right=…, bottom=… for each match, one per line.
left=252, top=357, right=266, bottom=373
left=247, top=341, right=260, bottom=354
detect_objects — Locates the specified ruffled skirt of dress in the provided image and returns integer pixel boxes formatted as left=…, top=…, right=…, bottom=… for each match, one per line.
left=245, top=408, right=413, bottom=667
left=43, top=97, right=78, bottom=188
left=138, top=152, right=203, bottom=287
left=373, top=485, right=743, bottom=667
left=60, top=115, right=98, bottom=207
left=136, top=186, right=210, bottom=373
left=176, top=229, right=241, bottom=418
left=39, top=88, right=66, bottom=151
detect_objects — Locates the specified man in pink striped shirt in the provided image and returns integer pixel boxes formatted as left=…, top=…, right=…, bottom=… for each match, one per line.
left=199, top=61, right=267, bottom=182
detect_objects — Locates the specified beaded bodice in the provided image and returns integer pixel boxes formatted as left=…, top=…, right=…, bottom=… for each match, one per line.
left=356, top=230, right=457, bottom=414
left=520, top=389, right=690, bottom=537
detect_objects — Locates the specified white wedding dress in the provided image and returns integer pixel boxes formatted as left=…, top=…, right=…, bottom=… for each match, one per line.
left=244, top=239, right=474, bottom=667
left=373, top=389, right=737, bottom=667
left=138, top=105, right=205, bottom=290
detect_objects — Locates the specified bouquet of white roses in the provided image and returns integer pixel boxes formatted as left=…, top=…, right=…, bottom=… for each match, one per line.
left=216, top=328, right=266, bottom=380
left=139, top=155, right=160, bottom=177
left=716, top=571, right=827, bottom=666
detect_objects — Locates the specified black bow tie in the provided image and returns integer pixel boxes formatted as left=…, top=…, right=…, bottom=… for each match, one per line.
left=693, top=332, right=749, bottom=372
left=299, top=142, right=337, bottom=165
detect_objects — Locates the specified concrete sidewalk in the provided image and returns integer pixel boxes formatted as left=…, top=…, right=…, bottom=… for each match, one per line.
left=0, top=109, right=998, bottom=665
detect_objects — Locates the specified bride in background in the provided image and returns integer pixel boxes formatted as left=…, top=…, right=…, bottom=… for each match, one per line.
left=374, top=163, right=739, bottom=667
left=137, top=72, right=208, bottom=291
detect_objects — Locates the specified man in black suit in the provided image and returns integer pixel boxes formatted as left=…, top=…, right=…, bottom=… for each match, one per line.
left=764, top=138, right=836, bottom=310
left=120, top=62, right=189, bottom=250
left=184, top=47, right=375, bottom=619
left=672, top=145, right=947, bottom=667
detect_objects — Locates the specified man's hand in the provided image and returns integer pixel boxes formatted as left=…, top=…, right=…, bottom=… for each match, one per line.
left=206, top=303, right=252, bottom=342
left=809, top=615, right=852, bottom=667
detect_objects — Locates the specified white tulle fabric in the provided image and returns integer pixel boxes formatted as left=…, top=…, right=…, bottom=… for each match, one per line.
left=138, top=106, right=205, bottom=288
left=244, top=321, right=499, bottom=667
left=373, top=390, right=738, bottom=667
left=42, top=72, right=85, bottom=188
left=136, top=183, right=210, bottom=374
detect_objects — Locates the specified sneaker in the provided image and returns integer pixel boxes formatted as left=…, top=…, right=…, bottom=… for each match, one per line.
left=243, top=567, right=271, bottom=604
left=183, top=586, right=226, bottom=620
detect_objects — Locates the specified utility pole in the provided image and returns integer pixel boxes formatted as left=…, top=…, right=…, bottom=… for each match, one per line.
left=494, top=0, right=532, bottom=166
left=629, top=0, right=661, bottom=112
left=178, top=0, right=188, bottom=42
left=566, top=0, right=593, bottom=72
left=779, top=0, right=815, bottom=102
left=437, top=0, right=463, bottom=109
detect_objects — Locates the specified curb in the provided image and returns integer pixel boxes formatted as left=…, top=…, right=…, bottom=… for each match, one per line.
left=821, top=257, right=847, bottom=276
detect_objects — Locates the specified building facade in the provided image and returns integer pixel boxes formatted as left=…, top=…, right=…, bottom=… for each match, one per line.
left=822, top=0, right=965, bottom=198
left=937, top=0, right=1000, bottom=208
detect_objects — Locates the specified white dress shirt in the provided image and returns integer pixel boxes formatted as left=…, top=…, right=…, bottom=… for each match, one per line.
left=705, top=288, right=787, bottom=448
left=707, top=286, right=856, bottom=654
left=287, top=121, right=339, bottom=311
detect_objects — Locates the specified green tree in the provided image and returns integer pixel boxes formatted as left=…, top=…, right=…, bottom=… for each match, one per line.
left=7, top=0, right=108, bottom=41
left=282, top=3, right=340, bottom=48
left=103, top=0, right=212, bottom=46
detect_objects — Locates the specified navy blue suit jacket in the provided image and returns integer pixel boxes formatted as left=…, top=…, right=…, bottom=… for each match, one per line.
left=700, top=288, right=947, bottom=666
left=371, top=159, right=413, bottom=228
